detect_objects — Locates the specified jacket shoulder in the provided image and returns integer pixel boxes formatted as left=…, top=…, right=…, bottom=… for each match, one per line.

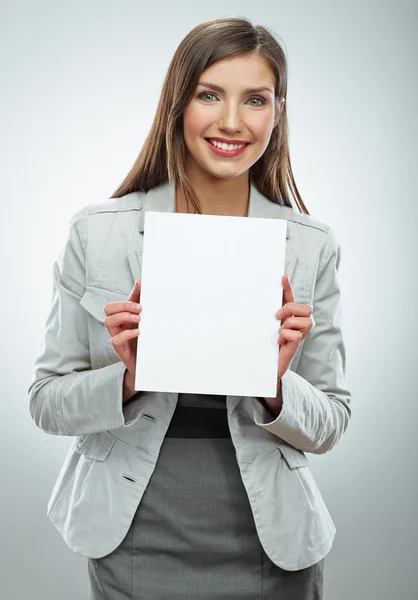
left=66, top=192, right=146, bottom=248
left=279, top=205, right=331, bottom=236
left=84, top=191, right=146, bottom=216
left=275, top=205, right=339, bottom=266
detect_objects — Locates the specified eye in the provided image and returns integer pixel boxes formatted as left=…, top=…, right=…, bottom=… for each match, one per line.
left=248, top=97, right=266, bottom=106
left=197, top=92, right=267, bottom=106
left=198, top=92, right=218, bottom=102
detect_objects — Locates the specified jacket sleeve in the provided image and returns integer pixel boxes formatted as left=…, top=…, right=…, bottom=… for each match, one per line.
left=28, top=207, right=144, bottom=436
left=252, top=227, right=352, bottom=453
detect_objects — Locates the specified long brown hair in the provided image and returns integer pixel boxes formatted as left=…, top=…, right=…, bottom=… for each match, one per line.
left=110, top=16, right=309, bottom=215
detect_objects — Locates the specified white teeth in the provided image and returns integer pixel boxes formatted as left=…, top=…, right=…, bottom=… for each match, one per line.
left=208, top=139, right=245, bottom=151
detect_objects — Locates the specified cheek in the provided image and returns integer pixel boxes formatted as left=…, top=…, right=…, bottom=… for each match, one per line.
left=183, top=105, right=210, bottom=138
left=251, top=113, right=274, bottom=142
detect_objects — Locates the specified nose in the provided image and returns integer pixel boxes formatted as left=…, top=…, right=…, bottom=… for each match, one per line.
left=218, top=101, right=243, bottom=133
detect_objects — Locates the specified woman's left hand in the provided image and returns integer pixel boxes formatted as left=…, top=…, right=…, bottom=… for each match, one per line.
left=276, top=274, right=315, bottom=380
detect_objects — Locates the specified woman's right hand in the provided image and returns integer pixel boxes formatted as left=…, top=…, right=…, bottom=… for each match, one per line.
left=103, top=280, right=142, bottom=386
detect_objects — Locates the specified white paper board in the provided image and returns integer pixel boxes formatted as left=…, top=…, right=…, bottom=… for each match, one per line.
left=135, top=211, right=287, bottom=398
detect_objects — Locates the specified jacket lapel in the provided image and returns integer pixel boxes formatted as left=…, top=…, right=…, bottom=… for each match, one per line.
left=126, top=235, right=142, bottom=285
left=247, top=183, right=298, bottom=283
left=126, top=179, right=298, bottom=285
left=125, top=183, right=175, bottom=285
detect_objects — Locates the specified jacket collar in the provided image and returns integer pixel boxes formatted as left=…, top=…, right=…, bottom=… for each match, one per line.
left=127, top=179, right=298, bottom=286
left=138, top=179, right=292, bottom=235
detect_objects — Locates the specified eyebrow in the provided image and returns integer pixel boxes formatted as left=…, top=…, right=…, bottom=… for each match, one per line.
left=197, top=81, right=274, bottom=95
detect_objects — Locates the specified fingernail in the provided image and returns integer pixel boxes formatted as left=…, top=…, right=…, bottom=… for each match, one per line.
left=277, top=308, right=284, bottom=318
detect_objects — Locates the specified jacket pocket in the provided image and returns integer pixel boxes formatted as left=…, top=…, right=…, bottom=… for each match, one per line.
left=277, top=441, right=310, bottom=469
left=109, top=410, right=157, bottom=451
left=80, top=286, right=125, bottom=323
left=79, top=286, right=127, bottom=368
left=75, top=431, right=116, bottom=461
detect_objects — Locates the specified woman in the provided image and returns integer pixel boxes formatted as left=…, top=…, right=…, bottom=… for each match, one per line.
left=28, top=16, right=351, bottom=599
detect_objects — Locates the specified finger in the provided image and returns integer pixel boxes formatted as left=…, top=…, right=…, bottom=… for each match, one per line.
left=278, top=328, right=302, bottom=347
left=279, top=316, right=312, bottom=333
left=105, top=311, right=141, bottom=337
left=276, top=302, right=312, bottom=322
left=120, top=332, right=139, bottom=365
left=111, top=328, right=140, bottom=353
left=281, top=274, right=295, bottom=306
left=129, top=280, right=142, bottom=303
left=104, top=300, right=141, bottom=317
left=277, top=329, right=303, bottom=379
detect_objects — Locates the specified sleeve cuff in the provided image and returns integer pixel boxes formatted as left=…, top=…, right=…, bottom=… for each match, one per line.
left=105, top=362, right=145, bottom=429
left=56, top=361, right=145, bottom=435
left=252, top=371, right=292, bottom=432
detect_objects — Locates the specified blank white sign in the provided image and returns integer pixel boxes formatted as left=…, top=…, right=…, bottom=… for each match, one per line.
left=135, top=211, right=287, bottom=398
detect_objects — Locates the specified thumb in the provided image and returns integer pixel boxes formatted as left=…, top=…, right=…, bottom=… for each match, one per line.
left=128, top=280, right=142, bottom=302
left=282, top=274, right=294, bottom=305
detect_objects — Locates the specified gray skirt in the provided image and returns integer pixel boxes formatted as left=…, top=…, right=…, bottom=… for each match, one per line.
left=88, top=394, right=324, bottom=599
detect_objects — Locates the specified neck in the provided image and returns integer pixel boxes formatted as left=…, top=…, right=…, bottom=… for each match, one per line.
left=176, top=169, right=250, bottom=217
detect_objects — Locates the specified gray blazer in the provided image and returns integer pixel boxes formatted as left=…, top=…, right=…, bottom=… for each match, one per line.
left=28, top=179, right=351, bottom=571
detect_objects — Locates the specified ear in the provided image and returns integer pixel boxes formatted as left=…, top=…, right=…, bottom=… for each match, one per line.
left=274, top=98, right=285, bottom=127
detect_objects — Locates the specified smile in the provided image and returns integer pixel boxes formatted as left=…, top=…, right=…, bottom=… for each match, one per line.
left=204, top=138, right=250, bottom=157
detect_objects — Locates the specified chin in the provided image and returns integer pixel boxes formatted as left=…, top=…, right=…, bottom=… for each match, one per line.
left=207, top=170, right=243, bottom=181
left=203, top=161, right=248, bottom=178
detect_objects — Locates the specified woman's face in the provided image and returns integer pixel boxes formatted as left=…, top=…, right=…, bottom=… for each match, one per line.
left=183, top=53, right=282, bottom=182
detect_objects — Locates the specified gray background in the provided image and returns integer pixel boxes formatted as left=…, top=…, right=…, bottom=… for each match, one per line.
left=1, top=0, right=417, bottom=598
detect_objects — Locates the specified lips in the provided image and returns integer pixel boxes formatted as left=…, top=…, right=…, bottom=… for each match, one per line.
left=205, top=138, right=250, bottom=146
left=204, top=138, right=250, bottom=157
